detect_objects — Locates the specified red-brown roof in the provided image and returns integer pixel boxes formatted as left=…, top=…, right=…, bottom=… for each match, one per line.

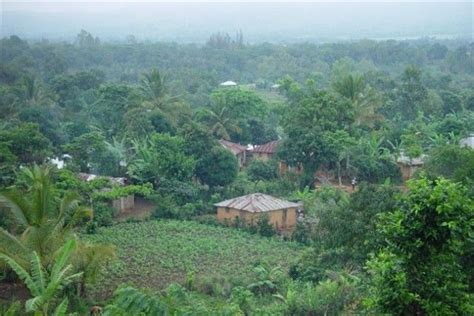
left=253, top=140, right=279, bottom=154
left=219, top=139, right=247, bottom=155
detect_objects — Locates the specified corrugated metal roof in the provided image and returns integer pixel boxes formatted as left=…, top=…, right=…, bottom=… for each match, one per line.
left=219, top=139, right=247, bottom=155
left=253, top=140, right=279, bottom=154
left=214, top=193, right=299, bottom=213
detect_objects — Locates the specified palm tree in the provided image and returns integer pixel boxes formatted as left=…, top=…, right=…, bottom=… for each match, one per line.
left=0, top=239, right=82, bottom=315
left=0, top=165, right=91, bottom=267
left=105, top=136, right=129, bottom=176
left=139, top=69, right=186, bottom=124
left=0, top=165, right=114, bottom=298
left=18, top=76, right=52, bottom=107
left=195, top=94, right=241, bottom=140
left=332, top=74, right=365, bottom=102
left=333, top=74, right=384, bottom=127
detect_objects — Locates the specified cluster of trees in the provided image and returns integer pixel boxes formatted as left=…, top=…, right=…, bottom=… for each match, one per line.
left=1, top=33, right=473, bottom=314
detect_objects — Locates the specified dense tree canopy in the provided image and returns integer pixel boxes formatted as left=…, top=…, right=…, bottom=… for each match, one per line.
left=0, top=34, right=473, bottom=315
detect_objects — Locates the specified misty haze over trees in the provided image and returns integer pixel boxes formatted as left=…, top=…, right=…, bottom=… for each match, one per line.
left=0, top=1, right=473, bottom=315
left=2, top=2, right=472, bottom=43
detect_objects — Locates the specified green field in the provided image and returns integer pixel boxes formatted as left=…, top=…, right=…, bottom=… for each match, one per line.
left=86, top=220, right=305, bottom=300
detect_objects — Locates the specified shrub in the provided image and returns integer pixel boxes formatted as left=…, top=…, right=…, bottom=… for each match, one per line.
left=282, top=272, right=360, bottom=316
left=247, top=159, right=278, bottom=182
left=93, top=202, right=115, bottom=226
left=365, top=177, right=474, bottom=315
left=194, top=275, right=233, bottom=297
left=351, top=155, right=401, bottom=184
left=152, top=195, right=181, bottom=219
left=255, top=214, right=277, bottom=237
left=291, top=221, right=313, bottom=245
left=230, top=286, right=255, bottom=314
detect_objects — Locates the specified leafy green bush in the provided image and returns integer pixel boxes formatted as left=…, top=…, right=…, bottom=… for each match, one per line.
left=365, top=177, right=474, bottom=315
left=423, top=144, right=474, bottom=193
left=255, top=214, right=277, bottom=237
left=196, top=146, right=238, bottom=188
left=247, top=159, right=278, bottom=182
left=194, top=274, right=234, bottom=297
left=281, top=273, right=359, bottom=316
left=92, top=183, right=153, bottom=202
left=247, top=265, right=284, bottom=295
left=351, top=155, right=401, bottom=184
left=290, top=183, right=399, bottom=282
left=91, top=202, right=115, bottom=227
left=230, top=286, right=255, bottom=314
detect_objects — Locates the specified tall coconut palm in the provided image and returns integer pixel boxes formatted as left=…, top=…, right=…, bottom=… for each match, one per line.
left=332, top=74, right=365, bottom=102
left=139, top=69, right=186, bottom=125
left=194, top=94, right=241, bottom=140
left=18, top=76, right=52, bottom=107
left=333, top=74, right=384, bottom=127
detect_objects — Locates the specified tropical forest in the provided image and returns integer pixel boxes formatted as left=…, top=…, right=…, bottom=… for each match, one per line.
left=0, top=2, right=473, bottom=315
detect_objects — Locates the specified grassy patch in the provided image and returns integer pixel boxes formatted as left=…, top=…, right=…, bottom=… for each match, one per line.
left=85, top=220, right=305, bottom=301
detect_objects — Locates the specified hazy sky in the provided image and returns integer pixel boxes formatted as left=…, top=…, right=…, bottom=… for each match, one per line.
left=1, top=1, right=472, bottom=43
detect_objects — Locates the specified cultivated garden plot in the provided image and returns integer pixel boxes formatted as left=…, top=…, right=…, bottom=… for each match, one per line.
left=86, top=220, right=305, bottom=300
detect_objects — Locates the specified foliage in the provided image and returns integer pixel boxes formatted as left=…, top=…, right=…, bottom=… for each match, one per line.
left=247, top=159, right=278, bottom=182
left=62, top=131, right=108, bottom=173
left=1, top=34, right=473, bottom=314
left=247, top=265, right=283, bottom=295
left=423, top=144, right=474, bottom=193
left=92, top=183, right=153, bottom=202
left=290, top=184, right=399, bottom=282
left=0, top=123, right=52, bottom=165
left=128, top=133, right=196, bottom=186
left=254, top=214, right=277, bottom=237
left=279, top=272, right=360, bottom=316
left=195, top=146, right=238, bottom=188
left=0, top=239, right=82, bottom=315
left=279, top=84, right=354, bottom=186
left=365, top=177, right=474, bottom=315
left=0, top=165, right=114, bottom=301
left=0, top=165, right=92, bottom=268
left=196, top=87, right=268, bottom=142
left=85, top=220, right=304, bottom=300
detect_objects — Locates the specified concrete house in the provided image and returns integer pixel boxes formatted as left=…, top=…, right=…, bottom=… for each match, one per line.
left=77, top=173, right=134, bottom=214
left=396, top=153, right=425, bottom=181
left=215, top=193, right=301, bottom=231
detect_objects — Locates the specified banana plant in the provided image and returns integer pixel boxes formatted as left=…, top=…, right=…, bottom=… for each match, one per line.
left=0, top=239, right=82, bottom=315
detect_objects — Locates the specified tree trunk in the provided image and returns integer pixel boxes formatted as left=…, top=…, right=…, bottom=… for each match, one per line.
left=337, top=161, right=342, bottom=186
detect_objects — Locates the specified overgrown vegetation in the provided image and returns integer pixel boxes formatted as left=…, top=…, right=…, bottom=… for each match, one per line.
left=1, top=29, right=473, bottom=314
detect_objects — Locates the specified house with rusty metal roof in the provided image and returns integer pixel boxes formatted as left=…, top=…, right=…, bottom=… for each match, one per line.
left=251, top=140, right=302, bottom=175
left=219, top=139, right=248, bottom=168
left=252, top=140, right=280, bottom=161
left=215, top=193, right=301, bottom=231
